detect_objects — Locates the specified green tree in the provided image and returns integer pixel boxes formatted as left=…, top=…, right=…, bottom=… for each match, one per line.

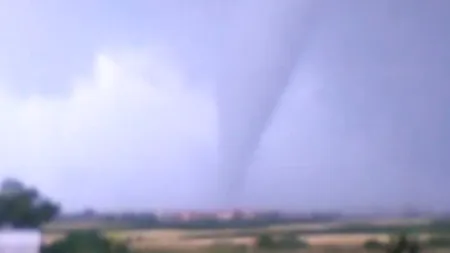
left=0, top=178, right=60, bottom=228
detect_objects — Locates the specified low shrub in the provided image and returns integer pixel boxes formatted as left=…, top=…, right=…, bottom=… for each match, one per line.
left=386, top=233, right=420, bottom=253
left=255, top=233, right=309, bottom=250
left=277, top=233, right=309, bottom=249
left=256, top=233, right=276, bottom=249
left=41, top=230, right=132, bottom=253
left=364, top=239, right=386, bottom=250
left=425, top=235, right=450, bottom=248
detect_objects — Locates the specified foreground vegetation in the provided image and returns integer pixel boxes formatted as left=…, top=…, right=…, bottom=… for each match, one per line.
left=41, top=228, right=450, bottom=253
left=41, top=230, right=132, bottom=253
left=4, top=178, right=450, bottom=253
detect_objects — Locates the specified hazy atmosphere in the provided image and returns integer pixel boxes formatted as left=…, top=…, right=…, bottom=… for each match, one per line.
left=1, top=0, right=450, bottom=212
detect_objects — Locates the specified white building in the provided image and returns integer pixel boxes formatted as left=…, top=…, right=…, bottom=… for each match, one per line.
left=0, top=229, right=41, bottom=253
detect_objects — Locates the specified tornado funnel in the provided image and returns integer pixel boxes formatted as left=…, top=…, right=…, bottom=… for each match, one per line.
left=218, top=0, right=321, bottom=203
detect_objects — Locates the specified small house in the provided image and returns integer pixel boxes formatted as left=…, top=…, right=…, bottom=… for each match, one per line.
left=0, top=229, right=41, bottom=253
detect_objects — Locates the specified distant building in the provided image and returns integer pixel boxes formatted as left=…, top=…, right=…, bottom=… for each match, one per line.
left=216, top=209, right=248, bottom=220
left=0, top=229, right=41, bottom=253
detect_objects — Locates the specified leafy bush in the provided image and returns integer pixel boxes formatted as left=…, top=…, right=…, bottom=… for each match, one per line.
left=41, top=230, right=132, bottom=253
left=255, top=233, right=308, bottom=250
left=256, top=233, right=276, bottom=249
left=363, top=239, right=386, bottom=250
left=277, top=233, right=309, bottom=249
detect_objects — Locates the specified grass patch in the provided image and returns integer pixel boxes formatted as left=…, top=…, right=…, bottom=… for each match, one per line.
left=425, top=235, right=450, bottom=248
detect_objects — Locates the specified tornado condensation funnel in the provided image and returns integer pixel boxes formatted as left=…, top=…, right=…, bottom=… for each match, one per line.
left=217, top=0, right=321, bottom=203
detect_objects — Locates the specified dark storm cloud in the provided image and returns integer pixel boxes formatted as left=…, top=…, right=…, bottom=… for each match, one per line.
left=1, top=0, right=449, bottom=212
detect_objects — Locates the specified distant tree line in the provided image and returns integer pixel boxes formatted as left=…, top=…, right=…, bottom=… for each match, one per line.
left=54, top=212, right=339, bottom=231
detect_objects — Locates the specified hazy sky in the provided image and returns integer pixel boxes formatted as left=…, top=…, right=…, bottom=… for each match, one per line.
left=1, top=0, right=450, bottom=212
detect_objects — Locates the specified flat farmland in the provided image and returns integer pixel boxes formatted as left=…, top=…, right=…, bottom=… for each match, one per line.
left=42, top=218, right=450, bottom=252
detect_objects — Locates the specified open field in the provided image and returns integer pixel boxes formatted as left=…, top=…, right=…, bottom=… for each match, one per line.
left=42, top=232, right=450, bottom=253
left=42, top=218, right=450, bottom=252
left=43, top=231, right=388, bottom=251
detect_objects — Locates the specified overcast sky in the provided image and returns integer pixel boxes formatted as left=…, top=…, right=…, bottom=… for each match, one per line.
left=0, top=0, right=450, bottom=212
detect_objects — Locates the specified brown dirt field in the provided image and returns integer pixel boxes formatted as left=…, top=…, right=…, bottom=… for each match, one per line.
left=104, top=229, right=254, bottom=250
left=129, top=237, right=254, bottom=250
left=114, top=232, right=438, bottom=250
